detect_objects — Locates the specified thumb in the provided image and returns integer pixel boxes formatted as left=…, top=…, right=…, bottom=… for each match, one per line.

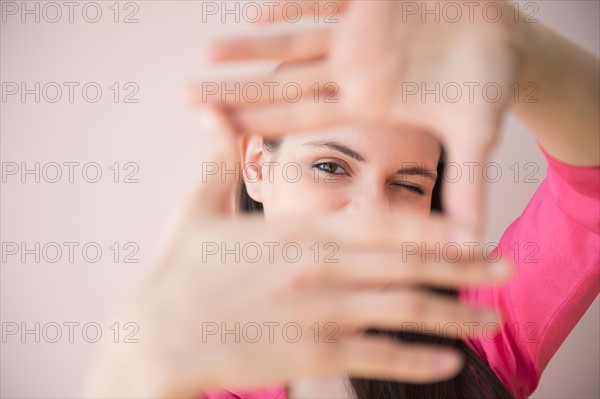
left=189, top=106, right=241, bottom=219
left=443, top=131, right=495, bottom=242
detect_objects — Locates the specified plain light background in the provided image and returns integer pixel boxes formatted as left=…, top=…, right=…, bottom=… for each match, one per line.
left=1, top=1, right=598, bottom=397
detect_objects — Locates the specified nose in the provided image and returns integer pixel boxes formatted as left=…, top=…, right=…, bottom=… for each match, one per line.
left=343, top=185, right=392, bottom=214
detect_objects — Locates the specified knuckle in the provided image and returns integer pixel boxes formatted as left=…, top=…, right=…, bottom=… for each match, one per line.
left=285, top=261, right=323, bottom=292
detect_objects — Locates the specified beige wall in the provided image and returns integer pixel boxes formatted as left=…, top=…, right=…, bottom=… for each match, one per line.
left=1, top=1, right=598, bottom=397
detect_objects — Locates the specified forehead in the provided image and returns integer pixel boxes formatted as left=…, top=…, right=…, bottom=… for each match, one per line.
left=282, top=123, right=442, bottom=165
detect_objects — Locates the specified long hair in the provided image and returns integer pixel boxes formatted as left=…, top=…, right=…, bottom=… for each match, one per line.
left=237, top=139, right=513, bottom=399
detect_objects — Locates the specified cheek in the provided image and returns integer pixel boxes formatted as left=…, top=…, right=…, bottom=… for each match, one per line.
left=406, top=198, right=433, bottom=215
left=390, top=191, right=434, bottom=215
left=261, top=167, right=347, bottom=217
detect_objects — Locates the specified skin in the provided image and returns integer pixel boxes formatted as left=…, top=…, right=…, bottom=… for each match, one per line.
left=241, top=125, right=444, bottom=399
left=199, top=0, right=600, bottom=233
left=85, top=0, right=599, bottom=397
left=83, top=108, right=509, bottom=398
left=242, top=124, right=441, bottom=217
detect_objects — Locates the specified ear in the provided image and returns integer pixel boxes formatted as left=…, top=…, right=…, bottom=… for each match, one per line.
left=239, top=132, right=266, bottom=203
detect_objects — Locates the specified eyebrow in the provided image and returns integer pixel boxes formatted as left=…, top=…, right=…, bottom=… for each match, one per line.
left=396, top=165, right=438, bottom=182
left=304, top=140, right=365, bottom=162
left=304, top=140, right=438, bottom=181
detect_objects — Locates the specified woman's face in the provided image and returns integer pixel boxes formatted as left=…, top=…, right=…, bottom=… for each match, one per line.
left=241, top=124, right=441, bottom=219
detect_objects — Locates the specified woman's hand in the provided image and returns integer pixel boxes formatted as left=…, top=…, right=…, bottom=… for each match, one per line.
left=83, top=107, right=511, bottom=398
left=194, top=0, right=526, bottom=233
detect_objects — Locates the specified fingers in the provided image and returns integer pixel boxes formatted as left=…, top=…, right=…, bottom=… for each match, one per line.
left=256, top=0, right=348, bottom=24
left=442, top=130, right=497, bottom=239
left=177, top=335, right=463, bottom=392
left=188, top=107, right=241, bottom=218
left=209, top=29, right=333, bottom=63
left=186, top=211, right=477, bottom=259
left=282, top=289, right=501, bottom=341
left=305, top=211, right=475, bottom=250
left=334, top=290, right=500, bottom=339
left=321, top=251, right=512, bottom=289
left=230, top=100, right=344, bottom=136
left=181, top=211, right=512, bottom=284
left=188, top=63, right=332, bottom=107
left=330, top=336, right=463, bottom=383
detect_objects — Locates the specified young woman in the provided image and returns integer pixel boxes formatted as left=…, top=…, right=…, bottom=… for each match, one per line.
left=196, top=1, right=599, bottom=398
left=233, top=124, right=516, bottom=398
left=85, top=108, right=511, bottom=398
left=85, top=1, right=599, bottom=398
left=84, top=111, right=512, bottom=399
left=198, top=118, right=598, bottom=399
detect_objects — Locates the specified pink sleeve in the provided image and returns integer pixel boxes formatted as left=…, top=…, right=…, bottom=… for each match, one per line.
left=461, top=147, right=600, bottom=398
left=202, top=385, right=287, bottom=399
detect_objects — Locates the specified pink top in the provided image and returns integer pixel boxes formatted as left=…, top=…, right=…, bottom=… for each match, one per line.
left=203, top=147, right=600, bottom=399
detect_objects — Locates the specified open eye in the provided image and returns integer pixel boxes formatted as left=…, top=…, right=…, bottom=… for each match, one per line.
left=313, top=162, right=348, bottom=175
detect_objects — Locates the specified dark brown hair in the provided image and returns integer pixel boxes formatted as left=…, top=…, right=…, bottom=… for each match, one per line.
left=237, top=139, right=513, bottom=399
